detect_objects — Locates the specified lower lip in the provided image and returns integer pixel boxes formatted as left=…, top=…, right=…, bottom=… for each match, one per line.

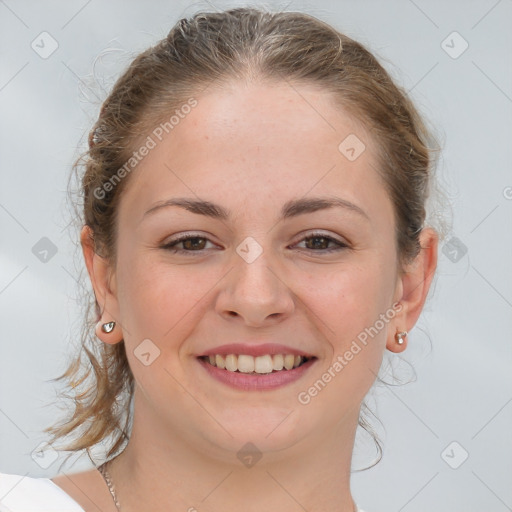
left=197, top=357, right=317, bottom=391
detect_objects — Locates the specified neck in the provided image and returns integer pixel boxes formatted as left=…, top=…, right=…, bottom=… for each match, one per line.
left=106, top=389, right=360, bottom=512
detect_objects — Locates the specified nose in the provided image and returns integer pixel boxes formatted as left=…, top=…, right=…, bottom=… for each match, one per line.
left=215, top=247, right=295, bottom=327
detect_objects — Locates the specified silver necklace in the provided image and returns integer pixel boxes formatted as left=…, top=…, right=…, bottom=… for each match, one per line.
left=98, top=460, right=122, bottom=510
left=98, top=460, right=359, bottom=512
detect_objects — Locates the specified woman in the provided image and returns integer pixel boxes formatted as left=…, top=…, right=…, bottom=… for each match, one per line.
left=0, top=7, right=438, bottom=511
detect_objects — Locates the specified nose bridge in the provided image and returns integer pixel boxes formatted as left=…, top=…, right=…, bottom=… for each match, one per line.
left=237, top=246, right=278, bottom=295
left=217, top=236, right=295, bottom=324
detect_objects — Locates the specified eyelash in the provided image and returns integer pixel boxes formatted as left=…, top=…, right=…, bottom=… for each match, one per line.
left=161, top=232, right=348, bottom=255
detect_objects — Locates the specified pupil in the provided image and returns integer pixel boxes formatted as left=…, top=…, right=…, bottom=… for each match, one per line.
left=308, top=237, right=327, bottom=249
left=185, top=238, right=204, bottom=250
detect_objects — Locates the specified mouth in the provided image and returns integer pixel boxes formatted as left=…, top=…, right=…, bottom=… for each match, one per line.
left=199, top=353, right=315, bottom=374
left=196, top=353, right=317, bottom=391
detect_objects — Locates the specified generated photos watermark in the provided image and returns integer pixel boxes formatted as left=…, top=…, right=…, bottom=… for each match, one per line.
left=297, top=301, right=403, bottom=405
left=93, top=97, right=198, bottom=200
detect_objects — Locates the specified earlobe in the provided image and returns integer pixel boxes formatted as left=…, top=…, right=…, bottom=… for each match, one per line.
left=386, top=328, right=409, bottom=353
left=80, top=225, right=123, bottom=345
left=94, top=320, right=122, bottom=344
left=386, top=227, right=438, bottom=352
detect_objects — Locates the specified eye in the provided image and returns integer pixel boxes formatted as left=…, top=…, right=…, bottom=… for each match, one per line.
left=161, top=234, right=215, bottom=254
left=161, top=231, right=349, bottom=255
left=293, top=232, right=348, bottom=253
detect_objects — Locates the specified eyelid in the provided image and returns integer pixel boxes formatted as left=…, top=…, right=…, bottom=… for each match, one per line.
left=291, top=230, right=348, bottom=247
left=291, top=232, right=349, bottom=254
left=160, top=231, right=217, bottom=249
left=161, top=230, right=349, bottom=255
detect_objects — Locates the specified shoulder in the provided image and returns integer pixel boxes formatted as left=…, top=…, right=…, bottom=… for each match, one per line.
left=0, top=472, right=85, bottom=512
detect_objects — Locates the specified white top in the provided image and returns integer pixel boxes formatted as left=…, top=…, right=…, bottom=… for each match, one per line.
left=0, top=472, right=367, bottom=511
left=0, top=473, right=85, bottom=512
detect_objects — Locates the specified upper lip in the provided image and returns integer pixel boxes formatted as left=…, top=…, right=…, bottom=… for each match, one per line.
left=197, top=343, right=316, bottom=358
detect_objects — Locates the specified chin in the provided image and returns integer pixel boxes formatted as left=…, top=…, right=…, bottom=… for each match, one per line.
left=202, top=406, right=309, bottom=457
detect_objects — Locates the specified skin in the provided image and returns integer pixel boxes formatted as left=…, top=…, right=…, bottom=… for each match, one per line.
left=51, top=80, right=437, bottom=512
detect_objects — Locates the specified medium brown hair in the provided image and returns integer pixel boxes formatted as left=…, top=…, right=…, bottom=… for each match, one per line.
left=45, top=7, right=439, bottom=469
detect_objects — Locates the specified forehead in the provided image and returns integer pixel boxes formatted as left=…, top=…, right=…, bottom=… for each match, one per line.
left=118, top=80, right=392, bottom=226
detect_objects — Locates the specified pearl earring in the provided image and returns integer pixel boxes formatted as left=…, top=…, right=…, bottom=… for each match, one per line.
left=395, top=331, right=407, bottom=345
left=101, top=321, right=116, bottom=333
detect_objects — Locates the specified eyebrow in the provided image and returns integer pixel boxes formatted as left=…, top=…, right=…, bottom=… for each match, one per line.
left=142, top=196, right=370, bottom=222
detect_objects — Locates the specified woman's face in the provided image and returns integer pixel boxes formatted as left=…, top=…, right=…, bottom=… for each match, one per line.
left=100, top=81, right=409, bottom=461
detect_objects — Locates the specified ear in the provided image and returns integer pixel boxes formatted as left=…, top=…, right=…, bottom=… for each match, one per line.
left=80, top=225, right=123, bottom=344
left=387, top=227, right=438, bottom=353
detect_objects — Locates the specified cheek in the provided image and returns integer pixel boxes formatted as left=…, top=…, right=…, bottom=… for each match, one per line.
left=303, top=257, right=396, bottom=365
left=311, top=260, right=393, bottom=325
left=115, top=254, right=211, bottom=342
left=116, top=237, right=397, bottom=361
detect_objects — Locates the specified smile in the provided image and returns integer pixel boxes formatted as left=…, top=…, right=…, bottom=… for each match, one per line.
left=197, top=354, right=317, bottom=391
left=200, top=353, right=312, bottom=374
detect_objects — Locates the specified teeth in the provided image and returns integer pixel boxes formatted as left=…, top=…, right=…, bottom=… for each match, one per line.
left=254, top=355, right=273, bottom=373
left=203, top=354, right=309, bottom=373
left=272, top=354, right=284, bottom=370
left=237, top=354, right=254, bottom=373
left=284, top=354, right=295, bottom=370
left=215, top=354, right=225, bottom=370
left=225, top=354, right=238, bottom=372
